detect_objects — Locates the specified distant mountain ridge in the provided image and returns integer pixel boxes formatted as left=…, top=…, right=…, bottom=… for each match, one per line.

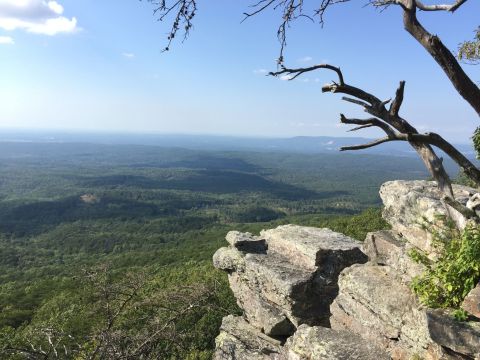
left=0, top=131, right=476, bottom=158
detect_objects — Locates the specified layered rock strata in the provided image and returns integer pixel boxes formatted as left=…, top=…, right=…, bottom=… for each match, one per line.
left=331, top=181, right=480, bottom=359
left=213, top=225, right=368, bottom=336
left=213, top=180, right=480, bottom=360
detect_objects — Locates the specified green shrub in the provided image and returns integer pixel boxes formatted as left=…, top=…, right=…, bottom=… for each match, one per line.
left=410, top=223, right=480, bottom=310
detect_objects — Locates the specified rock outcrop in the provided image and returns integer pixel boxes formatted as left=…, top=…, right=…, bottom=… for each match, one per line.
left=213, top=225, right=368, bottom=337
left=213, top=180, right=480, bottom=360
left=379, top=180, right=474, bottom=254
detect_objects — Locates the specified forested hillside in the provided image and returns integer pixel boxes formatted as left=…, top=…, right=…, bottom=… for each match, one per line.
left=0, top=141, right=438, bottom=358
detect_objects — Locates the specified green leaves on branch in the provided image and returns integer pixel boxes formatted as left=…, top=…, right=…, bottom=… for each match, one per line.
left=458, top=27, right=480, bottom=65
left=473, top=126, right=480, bottom=160
left=410, top=223, right=480, bottom=312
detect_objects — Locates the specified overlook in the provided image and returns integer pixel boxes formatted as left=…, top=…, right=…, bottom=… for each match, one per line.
left=0, top=0, right=479, bottom=359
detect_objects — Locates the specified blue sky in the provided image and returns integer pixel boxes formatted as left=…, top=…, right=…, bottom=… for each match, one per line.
left=0, top=0, right=479, bottom=142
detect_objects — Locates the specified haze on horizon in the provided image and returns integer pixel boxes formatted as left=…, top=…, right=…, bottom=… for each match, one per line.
left=1, top=0, right=479, bottom=143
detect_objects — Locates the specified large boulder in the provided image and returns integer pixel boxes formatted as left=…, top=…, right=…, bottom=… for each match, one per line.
left=213, top=226, right=367, bottom=337
left=260, top=225, right=368, bottom=270
left=380, top=180, right=475, bottom=254
left=330, top=264, right=432, bottom=358
left=426, top=309, right=480, bottom=359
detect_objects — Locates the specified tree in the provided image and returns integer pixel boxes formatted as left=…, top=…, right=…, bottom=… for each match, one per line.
left=147, top=0, right=480, bottom=218
left=0, top=264, right=235, bottom=359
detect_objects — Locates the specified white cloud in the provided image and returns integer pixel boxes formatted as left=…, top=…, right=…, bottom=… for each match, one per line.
left=280, top=74, right=292, bottom=81
left=289, top=122, right=305, bottom=127
left=0, top=35, right=14, bottom=44
left=122, top=52, right=135, bottom=58
left=298, top=56, right=312, bottom=63
left=253, top=68, right=268, bottom=75
left=0, top=0, right=78, bottom=36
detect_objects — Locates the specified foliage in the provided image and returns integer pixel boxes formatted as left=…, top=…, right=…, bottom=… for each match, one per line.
left=454, top=169, right=479, bottom=188
left=458, top=27, right=480, bottom=65
left=0, top=142, right=417, bottom=358
left=0, top=264, right=239, bottom=359
left=410, top=223, right=480, bottom=311
left=453, top=308, right=469, bottom=322
left=473, top=126, right=480, bottom=160
left=457, top=26, right=480, bottom=158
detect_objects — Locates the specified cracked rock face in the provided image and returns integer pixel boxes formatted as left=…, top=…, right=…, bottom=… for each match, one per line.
left=213, top=225, right=367, bottom=338
left=214, top=315, right=282, bottom=360
left=380, top=180, right=475, bottom=254
left=427, top=309, right=480, bottom=359
left=330, top=264, right=432, bottom=357
left=214, top=181, right=480, bottom=360
left=462, top=283, right=480, bottom=319
left=362, top=230, right=425, bottom=284
left=282, top=325, right=390, bottom=360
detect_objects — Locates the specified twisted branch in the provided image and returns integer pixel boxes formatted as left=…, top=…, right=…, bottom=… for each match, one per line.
left=270, top=64, right=480, bottom=199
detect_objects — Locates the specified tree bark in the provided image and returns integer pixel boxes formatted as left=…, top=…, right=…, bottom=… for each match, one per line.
left=403, top=5, right=480, bottom=116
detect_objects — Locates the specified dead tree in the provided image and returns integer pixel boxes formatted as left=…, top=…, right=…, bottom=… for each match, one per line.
left=147, top=0, right=480, bottom=205
left=269, top=64, right=480, bottom=218
left=149, top=0, right=479, bottom=117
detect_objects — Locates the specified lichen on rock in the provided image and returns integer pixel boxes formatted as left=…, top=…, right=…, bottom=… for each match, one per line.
left=213, top=180, right=480, bottom=360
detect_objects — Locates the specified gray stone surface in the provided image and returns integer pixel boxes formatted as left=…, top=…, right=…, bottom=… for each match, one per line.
left=225, top=231, right=267, bottom=253
left=282, top=325, right=390, bottom=360
left=462, top=282, right=480, bottom=319
left=427, top=309, right=480, bottom=359
left=380, top=180, right=475, bottom=254
left=330, top=264, right=432, bottom=357
left=214, top=315, right=282, bottom=360
left=363, top=230, right=424, bottom=283
left=212, top=246, right=245, bottom=272
left=228, top=272, right=295, bottom=336
left=261, top=225, right=366, bottom=270
left=467, top=193, right=480, bottom=214
left=213, top=180, right=480, bottom=360
left=213, top=225, right=367, bottom=335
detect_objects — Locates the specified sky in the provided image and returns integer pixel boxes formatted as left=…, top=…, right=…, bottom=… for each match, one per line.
left=0, top=0, right=479, bottom=143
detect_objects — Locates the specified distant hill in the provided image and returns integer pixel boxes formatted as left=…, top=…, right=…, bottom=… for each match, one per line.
left=0, top=130, right=476, bottom=159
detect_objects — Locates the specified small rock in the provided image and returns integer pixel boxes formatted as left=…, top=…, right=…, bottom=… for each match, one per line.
left=213, top=247, right=245, bottom=272
left=462, top=282, right=480, bottom=319
left=214, top=315, right=282, bottom=360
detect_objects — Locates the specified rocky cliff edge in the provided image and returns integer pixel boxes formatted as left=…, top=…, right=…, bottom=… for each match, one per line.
left=212, top=180, right=480, bottom=360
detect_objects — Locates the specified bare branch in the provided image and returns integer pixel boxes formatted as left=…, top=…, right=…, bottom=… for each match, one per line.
left=148, top=0, right=197, bottom=52
left=341, top=96, right=370, bottom=108
left=443, top=196, right=478, bottom=220
left=269, top=63, right=344, bottom=84
left=389, top=81, right=405, bottom=116
left=340, top=136, right=394, bottom=151
left=414, top=0, right=469, bottom=12
left=340, top=114, right=397, bottom=137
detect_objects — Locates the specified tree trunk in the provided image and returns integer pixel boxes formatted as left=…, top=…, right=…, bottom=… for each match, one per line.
left=403, top=7, right=480, bottom=117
